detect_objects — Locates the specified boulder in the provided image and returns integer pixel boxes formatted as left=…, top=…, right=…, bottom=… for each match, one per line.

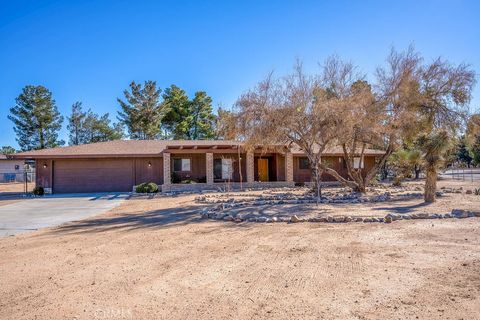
left=333, top=216, right=346, bottom=223
left=223, top=215, right=234, bottom=221
left=327, top=216, right=334, bottom=223
left=466, top=189, right=473, bottom=195
left=384, top=214, right=393, bottom=223
left=257, top=216, right=268, bottom=223
left=290, top=215, right=301, bottom=223
left=451, top=209, right=469, bottom=219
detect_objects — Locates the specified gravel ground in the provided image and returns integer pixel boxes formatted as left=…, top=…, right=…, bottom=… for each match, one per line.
left=0, top=180, right=479, bottom=320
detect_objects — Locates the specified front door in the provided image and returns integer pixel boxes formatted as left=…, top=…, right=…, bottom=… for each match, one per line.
left=257, top=159, right=269, bottom=182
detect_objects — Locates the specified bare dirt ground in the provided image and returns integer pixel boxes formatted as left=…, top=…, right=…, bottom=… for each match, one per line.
left=0, top=182, right=35, bottom=194
left=0, top=179, right=479, bottom=320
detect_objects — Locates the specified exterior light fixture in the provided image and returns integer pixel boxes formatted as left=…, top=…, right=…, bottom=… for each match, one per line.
left=148, top=161, right=152, bottom=167
left=43, top=163, right=48, bottom=168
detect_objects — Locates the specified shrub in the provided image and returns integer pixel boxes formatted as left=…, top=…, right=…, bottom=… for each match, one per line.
left=197, top=176, right=207, bottom=183
left=33, top=186, right=45, bottom=196
left=135, top=182, right=159, bottom=193
left=171, top=172, right=181, bottom=184
left=181, top=179, right=196, bottom=184
left=474, top=188, right=480, bottom=196
left=295, top=182, right=305, bottom=187
left=146, top=182, right=159, bottom=193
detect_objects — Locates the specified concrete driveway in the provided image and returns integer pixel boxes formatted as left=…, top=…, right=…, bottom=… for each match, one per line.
left=0, top=193, right=129, bottom=237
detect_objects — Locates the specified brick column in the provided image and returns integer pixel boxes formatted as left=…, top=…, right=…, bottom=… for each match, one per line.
left=163, top=152, right=171, bottom=186
left=246, top=152, right=254, bottom=183
left=206, top=152, right=214, bottom=185
left=285, top=152, right=294, bottom=182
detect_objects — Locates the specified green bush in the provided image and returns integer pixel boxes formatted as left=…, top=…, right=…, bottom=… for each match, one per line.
left=146, top=182, right=159, bottom=193
left=135, top=182, right=159, bottom=193
left=33, top=186, right=45, bottom=196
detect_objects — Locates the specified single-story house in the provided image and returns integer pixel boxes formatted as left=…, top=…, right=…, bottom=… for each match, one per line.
left=0, top=155, right=33, bottom=183
left=12, top=140, right=384, bottom=193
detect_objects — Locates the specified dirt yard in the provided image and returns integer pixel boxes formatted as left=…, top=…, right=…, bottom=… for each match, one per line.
left=0, top=179, right=479, bottom=319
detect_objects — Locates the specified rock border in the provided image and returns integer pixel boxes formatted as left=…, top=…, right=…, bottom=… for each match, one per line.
left=200, top=208, right=480, bottom=224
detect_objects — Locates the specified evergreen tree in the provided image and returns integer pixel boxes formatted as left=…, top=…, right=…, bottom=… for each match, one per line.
left=470, top=135, right=480, bottom=166
left=455, top=136, right=473, bottom=167
left=9, top=85, right=64, bottom=151
left=67, top=101, right=87, bottom=145
left=0, top=146, right=16, bottom=155
left=188, top=91, right=216, bottom=139
left=162, top=85, right=216, bottom=139
left=161, top=85, right=190, bottom=139
left=117, top=81, right=166, bottom=139
left=68, top=102, right=123, bottom=144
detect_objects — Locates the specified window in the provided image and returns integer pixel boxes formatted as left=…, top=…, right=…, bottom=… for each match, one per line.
left=173, top=158, right=191, bottom=172
left=299, top=157, right=309, bottom=170
left=214, top=158, right=233, bottom=180
left=353, top=157, right=364, bottom=169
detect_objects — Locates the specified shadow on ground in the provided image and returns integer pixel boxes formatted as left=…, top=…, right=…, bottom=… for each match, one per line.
left=47, top=202, right=256, bottom=236
left=372, top=202, right=432, bottom=214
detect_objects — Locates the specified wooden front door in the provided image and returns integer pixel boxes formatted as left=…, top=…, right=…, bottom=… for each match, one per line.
left=257, top=159, right=269, bottom=182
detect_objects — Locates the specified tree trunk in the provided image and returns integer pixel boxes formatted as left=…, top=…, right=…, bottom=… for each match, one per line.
left=424, top=165, right=437, bottom=203
left=312, top=165, right=322, bottom=204
left=414, top=166, right=420, bottom=179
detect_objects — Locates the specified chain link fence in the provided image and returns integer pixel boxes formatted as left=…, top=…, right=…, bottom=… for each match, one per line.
left=439, top=167, right=480, bottom=182
left=0, top=170, right=36, bottom=195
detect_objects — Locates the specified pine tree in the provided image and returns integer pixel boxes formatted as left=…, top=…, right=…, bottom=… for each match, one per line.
left=68, top=102, right=123, bottom=144
left=117, top=81, right=166, bottom=139
left=162, top=85, right=216, bottom=140
left=0, top=146, right=16, bottom=155
left=189, top=91, right=216, bottom=139
left=67, top=101, right=87, bottom=145
left=161, top=85, right=190, bottom=139
left=9, top=85, right=64, bottom=151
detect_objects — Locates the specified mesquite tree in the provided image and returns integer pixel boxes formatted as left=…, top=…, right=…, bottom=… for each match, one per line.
left=235, top=62, right=339, bottom=201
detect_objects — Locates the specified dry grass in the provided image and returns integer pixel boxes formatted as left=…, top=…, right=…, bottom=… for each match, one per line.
left=0, top=179, right=479, bottom=319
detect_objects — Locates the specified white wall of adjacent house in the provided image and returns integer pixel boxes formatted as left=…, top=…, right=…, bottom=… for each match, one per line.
left=0, top=160, right=24, bottom=173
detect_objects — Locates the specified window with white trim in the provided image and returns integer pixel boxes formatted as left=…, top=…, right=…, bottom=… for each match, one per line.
left=173, top=158, right=191, bottom=172
left=353, top=157, right=364, bottom=169
left=214, top=158, right=233, bottom=180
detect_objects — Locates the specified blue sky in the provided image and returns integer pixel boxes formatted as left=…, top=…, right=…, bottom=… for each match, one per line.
left=1, top=0, right=479, bottom=148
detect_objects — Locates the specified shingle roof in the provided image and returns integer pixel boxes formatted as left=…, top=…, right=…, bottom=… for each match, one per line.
left=12, top=139, right=385, bottom=159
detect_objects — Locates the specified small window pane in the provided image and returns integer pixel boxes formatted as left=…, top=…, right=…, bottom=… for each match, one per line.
left=222, top=159, right=233, bottom=179
left=182, top=158, right=191, bottom=171
left=354, top=157, right=364, bottom=169
left=214, top=159, right=222, bottom=179
left=173, top=159, right=182, bottom=171
left=299, top=157, right=309, bottom=170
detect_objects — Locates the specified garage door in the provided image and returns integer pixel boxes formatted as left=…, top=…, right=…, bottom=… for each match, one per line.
left=53, top=159, right=134, bottom=193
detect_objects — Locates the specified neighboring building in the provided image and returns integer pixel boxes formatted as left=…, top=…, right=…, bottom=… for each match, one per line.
left=12, top=140, right=384, bottom=193
left=0, top=155, right=28, bottom=183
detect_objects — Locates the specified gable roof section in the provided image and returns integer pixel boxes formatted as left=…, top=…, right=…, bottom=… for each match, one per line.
left=12, top=140, right=385, bottom=159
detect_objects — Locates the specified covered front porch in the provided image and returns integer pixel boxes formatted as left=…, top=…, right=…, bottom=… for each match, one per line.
left=161, top=143, right=294, bottom=192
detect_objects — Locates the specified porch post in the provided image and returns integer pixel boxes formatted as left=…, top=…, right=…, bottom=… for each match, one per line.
left=285, top=152, right=294, bottom=183
left=163, top=152, right=171, bottom=186
left=206, top=152, right=214, bottom=185
left=246, top=152, right=254, bottom=183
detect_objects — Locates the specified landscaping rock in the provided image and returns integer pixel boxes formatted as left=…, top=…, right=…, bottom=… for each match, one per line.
left=333, top=216, right=346, bottom=223
left=223, top=215, right=234, bottom=221
left=466, top=189, right=473, bottom=194
left=384, top=214, right=393, bottom=223
left=451, top=209, right=469, bottom=218
left=290, top=215, right=301, bottom=223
